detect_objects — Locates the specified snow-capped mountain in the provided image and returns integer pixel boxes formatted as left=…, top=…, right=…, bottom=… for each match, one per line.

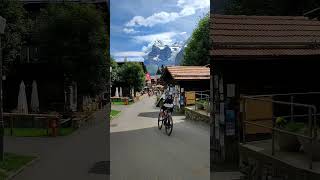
left=143, top=40, right=184, bottom=73
left=174, top=37, right=191, bottom=65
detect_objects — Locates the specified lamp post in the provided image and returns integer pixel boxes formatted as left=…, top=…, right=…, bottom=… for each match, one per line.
left=0, top=16, right=6, bottom=161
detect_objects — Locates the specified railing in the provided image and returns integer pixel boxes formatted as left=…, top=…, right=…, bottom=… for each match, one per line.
left=2, top=113, right=59, bottom=136
left=241, top=92, right=320, bottom=170
left=195, top=90, right=210, bottom=113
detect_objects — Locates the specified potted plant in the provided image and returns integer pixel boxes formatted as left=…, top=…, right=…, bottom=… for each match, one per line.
left=298, top=127, right=320, bottom=161
left=203, top=101, right=209, bottom=111
left=196, top=101, right=204, bottom=110
left=275, top=117, right=304, bottom=152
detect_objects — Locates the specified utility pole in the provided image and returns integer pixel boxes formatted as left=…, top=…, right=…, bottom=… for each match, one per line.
left=0, top=16, right=7, bottom=161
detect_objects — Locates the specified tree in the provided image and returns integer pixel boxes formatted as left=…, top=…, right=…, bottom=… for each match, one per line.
left=110, top=57, right=120, bottom=85
left=182, top=14, right=210, bottom=66
left=38, top=3, right=108, bottom=97
left=156, top=67, right=162, bottom=75
left=0, top=0, right=31, bottom=74
left=118, top=62, right=145, bottom=95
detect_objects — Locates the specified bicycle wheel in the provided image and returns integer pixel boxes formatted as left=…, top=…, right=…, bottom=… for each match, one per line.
left=165, top=115, right=173, bottom=136
left=158, top=112, right=163, bottom=129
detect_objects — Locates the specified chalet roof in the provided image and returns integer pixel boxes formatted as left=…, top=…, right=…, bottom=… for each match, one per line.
left=165, top=66, right=210, bottom=80
left=211, top=14, right=320, bottom=57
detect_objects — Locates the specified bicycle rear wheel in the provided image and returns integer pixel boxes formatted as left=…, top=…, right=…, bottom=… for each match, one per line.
left=165, top=116, right=173, bottom=136
left=158, top=112, right=163, bottom=129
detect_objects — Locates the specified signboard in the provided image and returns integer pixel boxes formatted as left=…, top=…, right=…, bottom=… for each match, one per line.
left=185, top=91, right=195, bottom=105
left=0, top=16, right=6, bottom=34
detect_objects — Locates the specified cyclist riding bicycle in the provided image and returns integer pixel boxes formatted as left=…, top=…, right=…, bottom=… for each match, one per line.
left=161, top=93, right=174, bottom=113
left=158, top=92, right=174, bottom=135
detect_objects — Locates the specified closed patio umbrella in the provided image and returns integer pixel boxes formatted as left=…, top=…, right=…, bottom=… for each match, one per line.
left=31, top=80, right=39, bottom=113
left=119, top=87, right=123, bottom=97
left=115, top=87, right=119, bottom=97
left=17, top=81, right=28, bottom=114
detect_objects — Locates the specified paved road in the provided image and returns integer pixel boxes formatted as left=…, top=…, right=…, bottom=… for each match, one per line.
left=110, top=96, right=210, bottom=180
left=211, top=172, right=243, bottom=180
left=5, top=109, right=108, bottom=180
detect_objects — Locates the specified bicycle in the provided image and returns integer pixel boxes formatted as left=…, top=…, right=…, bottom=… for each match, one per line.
left=158, top=106, right=173, bottom=136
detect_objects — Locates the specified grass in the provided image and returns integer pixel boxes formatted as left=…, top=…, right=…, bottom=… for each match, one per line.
left=0, top=153, right=36, bottom=179
left=4, top=128, right=75, bottom=137
left=112, top=101, right=133, bottom=105
left=110, top=110, right=121, bottom=120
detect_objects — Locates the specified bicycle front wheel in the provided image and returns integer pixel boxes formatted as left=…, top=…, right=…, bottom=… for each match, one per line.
left=165, top=115, right=173, bottom=136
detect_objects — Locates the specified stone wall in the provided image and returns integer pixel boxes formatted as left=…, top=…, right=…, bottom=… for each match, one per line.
left=185, top=107, right=210, bottom=124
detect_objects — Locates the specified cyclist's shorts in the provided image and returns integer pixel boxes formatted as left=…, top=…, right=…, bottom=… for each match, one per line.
left=161, top=106, right=173, bottom=112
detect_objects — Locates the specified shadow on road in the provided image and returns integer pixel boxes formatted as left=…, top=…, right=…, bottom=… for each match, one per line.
left=138, top=112, right=159, bottom=118
left=138, top=111, right=186, bottom=119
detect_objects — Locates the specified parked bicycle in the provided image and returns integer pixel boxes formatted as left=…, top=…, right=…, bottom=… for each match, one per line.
left=158, top=104, right=173, bottom=136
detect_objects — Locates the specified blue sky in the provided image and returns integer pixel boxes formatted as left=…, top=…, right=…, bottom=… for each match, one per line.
left=110, top=0, right=210, bottom=62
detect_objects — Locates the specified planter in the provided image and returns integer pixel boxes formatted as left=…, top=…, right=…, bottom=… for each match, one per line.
left=298, top=136, right=320, bottom=161
left=275, top=131, right=301, bottom=152
left=196, top=103, right=204, bottom=110
left=203, top=102, right=209, bottom=111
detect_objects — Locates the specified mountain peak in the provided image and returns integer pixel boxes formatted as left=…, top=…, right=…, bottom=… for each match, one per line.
left=154, top=40, right=165, bottom=47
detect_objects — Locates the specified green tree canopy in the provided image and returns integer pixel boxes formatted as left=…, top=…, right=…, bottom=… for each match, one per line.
left=110, top=57, right=119, bottom=84
left=182, top=14, right=210, bottom=66
left=0, top=0, right=31, bottom=74
left=38, top=3, right=108, bottom=96
left=119, top=62, right=145, bottom=93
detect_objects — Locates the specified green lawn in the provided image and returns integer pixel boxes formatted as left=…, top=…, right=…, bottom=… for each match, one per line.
left=110, top=110, right=121, bottom=120
left=4, top=128, right=75, bottom=137
left=0, top=153, right=36, bottom=179
left=112, top=101, right=133, bottom=105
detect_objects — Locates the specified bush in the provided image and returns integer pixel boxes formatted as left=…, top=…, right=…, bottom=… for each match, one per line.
left=196, top=102, right=204, bottom=110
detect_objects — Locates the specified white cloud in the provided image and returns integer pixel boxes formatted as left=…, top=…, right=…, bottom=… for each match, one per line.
left=115, top=57, right=144, bottom=62
left=177, top=0, right=210, bottom=10
left=126, top=12, right=180, bottom=27
left=123, top=28, right=139, bottom=34
left=180, top=32, right=187, bottom=35
left=125, top=0, right=209, bottom=27
left=133, top=32, right=178, bottom=45
left=113, top=51, right=145, bottom=57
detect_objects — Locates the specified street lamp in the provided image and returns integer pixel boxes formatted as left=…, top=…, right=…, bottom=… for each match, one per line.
left=0, top=16, right=6, bottom=161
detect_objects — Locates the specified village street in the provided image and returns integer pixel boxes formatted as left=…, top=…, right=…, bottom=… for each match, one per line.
left=4, top=108, right=108, bottom=180
left=110, top=95, right=210, bottom=180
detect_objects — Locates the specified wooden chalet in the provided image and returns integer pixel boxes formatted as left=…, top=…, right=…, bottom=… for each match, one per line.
left=161, top=66, right=210, bottom=92
left=211, top=14, right=320, bottom=178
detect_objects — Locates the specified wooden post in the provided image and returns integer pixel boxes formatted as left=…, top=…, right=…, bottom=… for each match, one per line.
left=309, top=107, right=313, bottom=169
left=47, top=118, right=49, bottom=136
left=271, top=96, right=275, bottom=156
left=10, top=116, right=13, bottom=136
left=242, top=98, right=246, bottom=144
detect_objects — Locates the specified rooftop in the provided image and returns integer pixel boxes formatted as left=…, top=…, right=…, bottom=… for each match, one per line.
left=165, top=66, right=210, bottom=80
left=211, top=14, right=320, bottom=57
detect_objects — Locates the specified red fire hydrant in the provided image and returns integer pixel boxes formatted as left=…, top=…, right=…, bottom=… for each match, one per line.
left=50, top=119, right=58, bottom=137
